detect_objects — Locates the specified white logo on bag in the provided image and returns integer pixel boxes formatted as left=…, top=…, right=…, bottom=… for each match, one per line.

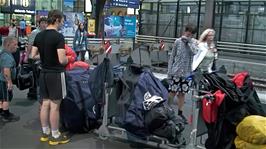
left=144, top=91, right=152, bottom=101
left=143, top=91, right=164, bottom=111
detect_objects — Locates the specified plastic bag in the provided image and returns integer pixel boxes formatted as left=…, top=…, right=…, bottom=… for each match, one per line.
left=235, top=136, right=266, bottom=149
left=236, top=115, right=266, bottom=145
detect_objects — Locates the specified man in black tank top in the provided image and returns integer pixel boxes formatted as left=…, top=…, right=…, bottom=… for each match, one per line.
left=31, top=10, right=70, bottom=145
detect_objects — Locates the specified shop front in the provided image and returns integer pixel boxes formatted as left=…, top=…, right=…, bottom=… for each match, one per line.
left=1, top=0, right=64, bottom=26
left=0, top=0, right=35, bottom=26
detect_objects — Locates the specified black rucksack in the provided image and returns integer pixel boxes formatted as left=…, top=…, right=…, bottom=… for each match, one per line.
left=16, top=64, right=34, bottom=90
left=145, top=105, right=185, bottom=144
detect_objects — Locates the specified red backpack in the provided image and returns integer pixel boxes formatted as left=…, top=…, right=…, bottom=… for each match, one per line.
left=201, top=71, right=249, bottom=123
left=202, top=90, right=225, bottom=123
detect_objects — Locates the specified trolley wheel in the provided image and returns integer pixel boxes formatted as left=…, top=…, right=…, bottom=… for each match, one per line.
left=99, top=134, right=108, bottom=140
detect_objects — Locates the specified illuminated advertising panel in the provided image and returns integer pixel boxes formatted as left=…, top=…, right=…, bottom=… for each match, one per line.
left=104, top=15, right=136, bottom=38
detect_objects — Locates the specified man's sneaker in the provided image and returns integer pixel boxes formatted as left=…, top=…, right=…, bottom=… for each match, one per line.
left=40, top=133, right=50, bottom=142
left=179, top=114, right=188, bottom=124
left=48, top=133, right=70, bottom=145
left=2, top=113, right=20, bottom=122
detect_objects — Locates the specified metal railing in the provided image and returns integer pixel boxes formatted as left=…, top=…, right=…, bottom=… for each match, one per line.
left=135, top=35, right=266, bottom=56
left=136, top=35, right=176, bottom=44
left=65, top=37, right=134, bottom=55
left=152, top=66, right=266, bottom=90
left=216, top=41, right=266, bottom=56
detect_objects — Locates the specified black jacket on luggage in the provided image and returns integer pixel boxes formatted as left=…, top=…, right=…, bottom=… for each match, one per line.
left=201, top=71, right=266, bottom=149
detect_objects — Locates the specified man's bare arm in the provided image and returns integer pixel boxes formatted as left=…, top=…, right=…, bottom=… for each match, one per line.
left=57, top=48, right=68, bottom=65
left=3, top=68, right=13, bottom=90
left=31, top=46, right=40, bottom=59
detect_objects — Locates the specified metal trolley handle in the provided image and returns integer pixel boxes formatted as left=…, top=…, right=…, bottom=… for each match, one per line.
left=187, top=88, right=215, bottom=149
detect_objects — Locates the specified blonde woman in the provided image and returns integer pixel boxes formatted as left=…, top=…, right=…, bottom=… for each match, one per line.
left=192, top=28, right=218, bottom=73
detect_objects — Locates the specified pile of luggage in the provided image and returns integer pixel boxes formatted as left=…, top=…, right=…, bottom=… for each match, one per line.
left=194, top=68, right=266, bottom=149
left=60, top=58, right=186, bottom=146
left=114, top=63, right=185, bottom=144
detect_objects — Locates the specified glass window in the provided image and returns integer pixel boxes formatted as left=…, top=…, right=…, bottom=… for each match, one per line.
left=217, top=1, right=248, bottom=43
left=247, top=2, right=266, bottom=45
left=141, top=9, right=157, bottom=35
left=140, top=2, right=158, bottom=35
left=221, top=28, right=245, bottom=43
left=35, top=0, right=63, bottom=11
left=0, top=13, right=4, bottom=26
left=142, top=3, right=151, bottom=10
left=158, top=2, right=177, bottom=37
left=177, top=2, right=204, bottom=37
left=74, top=0, right=85, bottom=12
left=158, top=14, right=176, bottom=37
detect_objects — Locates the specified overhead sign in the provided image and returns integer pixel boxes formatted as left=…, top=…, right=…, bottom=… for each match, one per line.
left=1, top=0, right=35, bottom=14
left=0, top=0, right=11, bottom=13
left=110, top=0, right=139, bottom=9
left=12, top=0, right=35, bottom=14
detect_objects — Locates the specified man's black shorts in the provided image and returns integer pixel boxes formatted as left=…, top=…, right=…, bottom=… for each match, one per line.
left=0, top=81, right=13, bottom=102
left=39, top=71, right=66, bottom=100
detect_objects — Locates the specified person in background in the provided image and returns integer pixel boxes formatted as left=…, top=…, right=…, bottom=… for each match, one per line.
left=17, top=35, right=28, bottom=64
left=0, top=36, right=20, bottom=122
left=26, top=17, right=48, bottom=100
left=8, top=23, right=18, bottom=37
left=25, top=23, right=32, bottom=36
left=11, top=19, right=16, bottom=26
left=26, top=17, right=48, bottom=63
left=31, top=9, right=69, bottom=145
left=19, top=18, right=26, bottom=37
left=73, top=23, right=88, bottom=61
left=167, top=24, right=199, bottom=124
left=192, top=28, right=218, bottom=73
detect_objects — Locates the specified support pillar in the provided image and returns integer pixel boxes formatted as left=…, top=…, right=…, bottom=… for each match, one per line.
left=204, top=0, right=215, bottom=29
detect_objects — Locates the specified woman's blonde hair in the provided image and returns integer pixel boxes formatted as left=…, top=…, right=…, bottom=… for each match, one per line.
left=198, top=28, right=215, bottom=43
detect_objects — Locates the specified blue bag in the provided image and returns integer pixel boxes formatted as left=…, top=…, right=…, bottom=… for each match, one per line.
left=60, top=68, right=99, bottom=132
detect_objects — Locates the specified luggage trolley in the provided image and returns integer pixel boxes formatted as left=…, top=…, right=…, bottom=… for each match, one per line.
left=97, top=77, right=185, bottom=148
left=185, top=71, right=216, bottom=149
left=186, top=89, right=214, bottom=149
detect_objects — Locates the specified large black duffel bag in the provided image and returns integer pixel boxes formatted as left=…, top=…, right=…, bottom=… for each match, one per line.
left=60, top=68, right=99, bottom=133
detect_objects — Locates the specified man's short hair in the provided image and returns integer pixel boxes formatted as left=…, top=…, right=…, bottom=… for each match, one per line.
left=47, top=10, right=64, bottom=25
left=39, top=17, right=47, bottom=24
left=185, top=24, right=197, bottom=34
left=3, top=36, right=17, bottom=47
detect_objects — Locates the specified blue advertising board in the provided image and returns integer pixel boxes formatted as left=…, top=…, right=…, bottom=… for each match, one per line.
left=104, top=15, right=136, bottom=38
left=60, top=12, right=84, bottom=37
left=110, top=0, right=139, bottom=8
left=123, top=16, right=137, bottom=38
left=64, top=0, right=74, bottom=12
